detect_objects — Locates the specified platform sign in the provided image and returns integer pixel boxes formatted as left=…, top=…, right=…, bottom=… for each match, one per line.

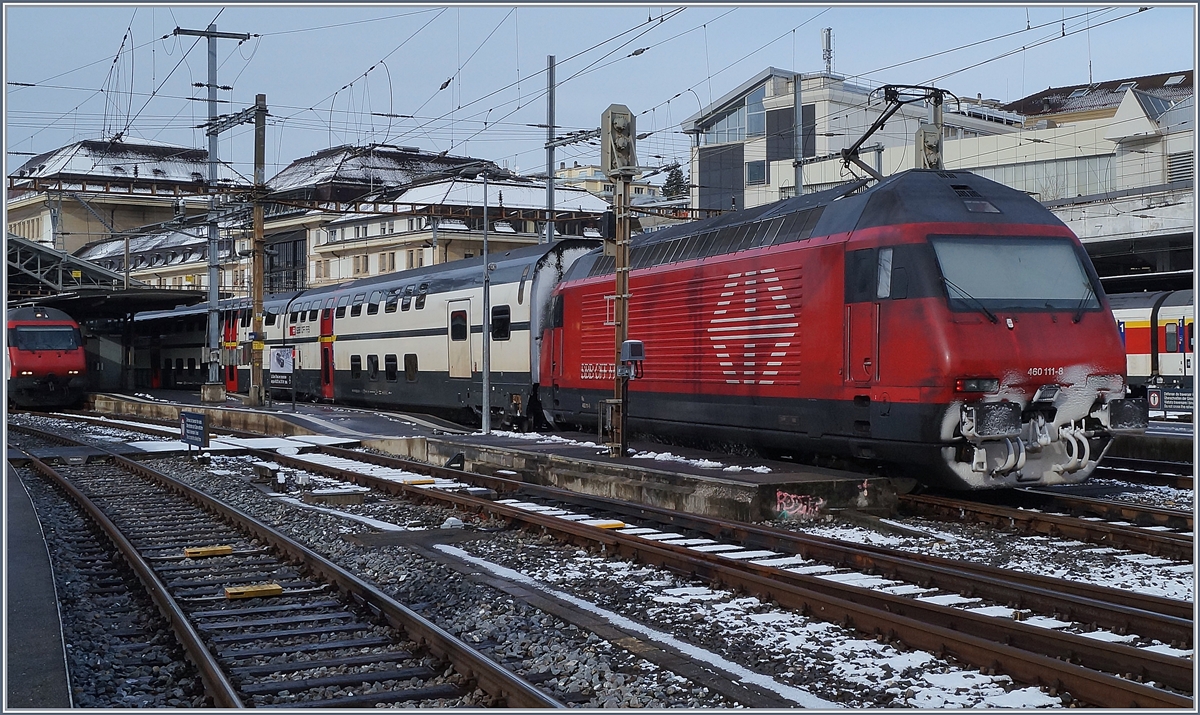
left=180, top=411, right=209, bottom=448
left=1148, top=388, right=1193, bottom=413
left=270, top=347, right=294, bottom=388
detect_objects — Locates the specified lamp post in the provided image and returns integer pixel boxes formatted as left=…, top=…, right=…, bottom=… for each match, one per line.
left=458, top=165, right=512, bottom=434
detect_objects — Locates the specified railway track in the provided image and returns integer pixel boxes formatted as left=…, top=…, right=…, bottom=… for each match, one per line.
left=899, top=492, right=1193, bottom=563
left=9, top=429, right=561, bottom=709
left=242, top=444, right=1193, bottom=707
left=15, top=413, right=1195, bottom=707
left=1092, top=457, right=1194, bottom=490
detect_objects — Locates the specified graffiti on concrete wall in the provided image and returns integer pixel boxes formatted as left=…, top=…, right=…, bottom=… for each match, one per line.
left=776, top=490, right=826, bottom=521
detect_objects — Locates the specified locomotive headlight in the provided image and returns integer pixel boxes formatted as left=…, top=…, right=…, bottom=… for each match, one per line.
left=68, top=370, right=80, bottom=375
left=955, top=377, right=999, bottom=393
left=19, top=370, right=33, bottom=376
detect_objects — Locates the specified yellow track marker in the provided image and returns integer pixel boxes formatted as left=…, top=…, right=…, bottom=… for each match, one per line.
left=225, top=583, right=284, bottom=599
left=184, top=545, right=234, bottom=558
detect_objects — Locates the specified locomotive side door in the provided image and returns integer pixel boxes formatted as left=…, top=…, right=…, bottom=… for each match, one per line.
left=447, top=299, right=472, bottom=379
left=319, top=297, right=335, bottom=400
left=843, top=248, right=880, bottom=386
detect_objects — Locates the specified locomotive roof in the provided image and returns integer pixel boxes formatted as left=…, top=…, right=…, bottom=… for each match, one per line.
left=7, top=306, right=78, bottom=323
left=571, top=169, right=1069, bottom=281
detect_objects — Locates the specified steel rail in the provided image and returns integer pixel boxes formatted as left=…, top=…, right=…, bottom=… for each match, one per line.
left=1017, top=488, right=1193, bottom=531
left=10, top=423, right=562, bottom=709
left=900, top=493, right=1193, bottom=563
left=313, top=445, right=1194, bottom=628
left=255, top=448, right=1193, bottom=707
left=1092, top=458, right=1194, bottom=491
left=23, top=455, right=244, bottom=708
left=107, top=453, right=563, bottom=709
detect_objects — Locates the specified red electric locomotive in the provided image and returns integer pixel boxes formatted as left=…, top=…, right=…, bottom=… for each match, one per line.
left=6, top=306, right=88, bottom=408
left=540, top=169, right=1148, bottom=489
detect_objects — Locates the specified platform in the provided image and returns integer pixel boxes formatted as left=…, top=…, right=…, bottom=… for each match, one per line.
left=5, top=463, right=72, bottom=708
left=88, top=391, right=897, bottom=520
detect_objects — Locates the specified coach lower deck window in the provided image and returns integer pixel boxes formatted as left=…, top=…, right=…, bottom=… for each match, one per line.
left=404, top=354, right=418, bottom=382
left=367, top=355, right=379, bottom=379
left=177, top=358, right=184, bottom=372
left=1166, top=322, right=1178, bottom=352
left=492, top=305, right=511, bottom=340
left=351, top=355, right=362, bottom=378
left=385, top=354, right=398, bottom=381
left=451, top=310, right=468, bottom=341
left=188, top=358, right=197, bottom=373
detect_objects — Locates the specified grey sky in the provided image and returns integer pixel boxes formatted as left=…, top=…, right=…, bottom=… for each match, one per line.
left=4, top=4, right=1195, bottom=184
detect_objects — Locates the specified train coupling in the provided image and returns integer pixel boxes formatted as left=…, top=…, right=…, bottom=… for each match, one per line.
left=1091, top=397, right=1149, bottom=433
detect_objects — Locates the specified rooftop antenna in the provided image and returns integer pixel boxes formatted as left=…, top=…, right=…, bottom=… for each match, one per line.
left=822, top=27, right=833, bottom=75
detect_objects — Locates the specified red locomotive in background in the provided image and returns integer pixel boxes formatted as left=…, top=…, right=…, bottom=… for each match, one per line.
left=540, top=169, right=1149, bottom=489
left=6, top=305, right=88, bottom=408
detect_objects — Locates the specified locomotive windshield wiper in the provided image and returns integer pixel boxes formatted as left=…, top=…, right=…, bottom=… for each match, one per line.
left=1072, top=283, right=1095, bottom=323
left=942, top=277, right=998, bottom=323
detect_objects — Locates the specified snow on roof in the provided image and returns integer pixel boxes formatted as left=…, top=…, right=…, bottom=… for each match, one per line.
left=394, top=177, right=609, bottom=213
left=1002, top=70, right=1193, bottom=117
left=10, top=137, right=243, bottom=185
left=77, top=229, right=207, bottom=260
left=267, top=144, right=497, bottom=195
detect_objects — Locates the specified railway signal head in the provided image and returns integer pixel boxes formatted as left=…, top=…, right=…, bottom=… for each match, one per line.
left=601, top=104, right=638, bottom=179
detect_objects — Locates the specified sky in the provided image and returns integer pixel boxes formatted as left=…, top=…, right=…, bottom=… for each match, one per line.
left=4, top=4, right=1196, bottom=186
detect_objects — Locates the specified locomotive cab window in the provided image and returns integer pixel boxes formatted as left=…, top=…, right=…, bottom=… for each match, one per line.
left=450, top=310, right=468, bottom=341
left=929, top=235, right=1100, bottom=312
left=492, top=305, right=511, bottom=340
left=350, top=355, right=362, bottom=378
left=12, top=326, right=80, bottom=351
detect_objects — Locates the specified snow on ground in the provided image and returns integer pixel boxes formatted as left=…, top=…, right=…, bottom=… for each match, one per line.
left=794, top=518, right=1194, bottom=603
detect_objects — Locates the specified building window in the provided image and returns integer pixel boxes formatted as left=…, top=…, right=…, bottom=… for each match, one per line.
left=603, top=184, right=614, bottom=193
left=407, top=249, right=415, bottom=268
left=746, top=84, right=766, bottom=137
left=416, top=250, right=424, bottom=267
left=329, top=228, right=339, bottom=241
left=404, top=354, right=418, bottom=382
left=746, top=160, right=767, bottom=185
left=634, top=187, right=644, bottom=195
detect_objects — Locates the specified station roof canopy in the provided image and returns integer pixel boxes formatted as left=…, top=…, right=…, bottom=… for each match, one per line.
left=12, top=287, right=208, bottom=321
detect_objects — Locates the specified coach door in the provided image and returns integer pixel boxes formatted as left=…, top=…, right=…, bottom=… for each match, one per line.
left=223, top=310, right=239, bottom=392
left=320, top=297, right=336, bottom=400
left=447, top=299, right=472, bottom=379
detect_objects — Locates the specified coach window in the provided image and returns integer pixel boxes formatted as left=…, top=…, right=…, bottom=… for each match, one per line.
left=385, top=354, right=398, bottom=381
left=367, top=290, right=383, bottom=315
left=240, top=309, right=251, bottom=328
left=367, top=355, right=379, bottom=379
left=492, top=305, right=511, bottom=340
left=323, top=298, right=334, bottom=319
left=451, top=310, right=468, bottom=341
left=351, top=293, right=366, bottom=317
left=265, top=309, right=277, bottom=326
left=385, top=292, right=399, bottom=313
left=350, top=355, right=362, bottom=378
left=188, top=357, right=197, bottom=373
left=404, top=354, right=418, bottom=382
left=1166, top=322, right=1178, bottom=353
left=164, top=358, right=172, bottom=373
left=298, top=304, right=307, bottom=322
left=290, top=306, right=300, bottom=322
left=177, top=358, right=184, bottom=373
left=416, top=284, right=428, bottom=310
left=308, top=304, right=319, bottom=321
left=336, top=295, right=349, bottom=318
